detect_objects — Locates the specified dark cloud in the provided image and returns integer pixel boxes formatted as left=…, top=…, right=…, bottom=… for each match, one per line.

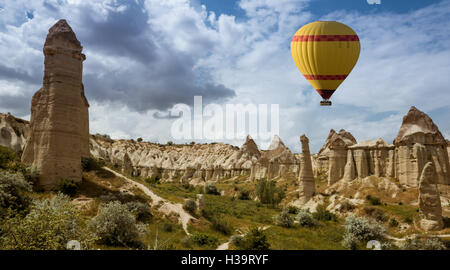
left=73, top=0, right=235, bottom=112
left=0, top=95, right=32, bottom=117
left=0, top=65, right=40, bottom=84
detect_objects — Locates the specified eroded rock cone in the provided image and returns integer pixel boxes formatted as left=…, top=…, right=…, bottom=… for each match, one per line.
left=21, top=19, right=89, bottom=190
left=298, top=134, right=315, bottom=204
left=418, top=162, right=444, bottom=231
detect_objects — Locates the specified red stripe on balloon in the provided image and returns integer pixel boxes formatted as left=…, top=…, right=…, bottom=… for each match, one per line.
left=304, top=74, right=347, bottom=80
left=292, top=35, right=359, bottom=42
left=316, top=89, right=335, bottom=100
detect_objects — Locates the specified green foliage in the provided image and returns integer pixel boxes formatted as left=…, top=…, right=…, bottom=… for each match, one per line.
left=363, top=206, right=387, bottom=222
left=210, top=215, right=234, bottom=235
left=57, top=179, right=79, bottom=197
left=0, top=170, right=32, bottom=211
left=81, top=157, right=105, bottom=172
left=182, top=233, right=218, bottom=248
left=295, top=209, right=316, bottom=227
left=388, top=218, right=399, bottom=227
left=403, top=216, right=413, bottom=224
left=145, top=176, right=161, bottom=185
left=167, top=141, right=173, bottom=146
left=137, top=138, right=143, bottom=142
left=89, top=201, right=145, bottom=247
left=0, top=193, right=95, bottom=250
left=402, top=236, right=446, bottom=250
left=312, top=204, right=337, bottom=222
left=274, top=207, right=294, bottom=228
left=255, top=179, right=285, bottom=206
left=190, top=141, right=195, bottom=145
left=125, top=201, right=152, bottom=222
left=182, top=199, right=197, bottom=214
left=234, top=227, right=270, bottom=250
left=162, top=222, right=173, bottom=232
left=237, top=189, right=250, bottom=200
left=287, top=205, right=299, bottom=214
left=205, top=182, right=220, bottom=195
left=0, top=146, right=19, bottom=170
left=366, top=195, right=382, bottom=206
left=342, top=215, right=386, bottom=250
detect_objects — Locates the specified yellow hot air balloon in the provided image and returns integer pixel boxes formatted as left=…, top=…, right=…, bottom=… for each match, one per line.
left=291, top=21, right=360, bottom=106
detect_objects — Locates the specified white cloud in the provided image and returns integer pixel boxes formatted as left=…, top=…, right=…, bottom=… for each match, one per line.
left=0, top=0, right=449, bottom=153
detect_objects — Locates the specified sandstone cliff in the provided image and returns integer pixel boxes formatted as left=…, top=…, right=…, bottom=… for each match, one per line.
left=0, top=113, right=29, bottom=153
left=21, top=19, right=89, bottom=189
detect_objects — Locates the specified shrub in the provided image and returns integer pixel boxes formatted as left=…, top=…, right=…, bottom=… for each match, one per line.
left=145, top=176, right=161, bottom=185
left=287, top=205, right=299, bottom=214
left=237, top=189, right=250, bottom=200
left=125, top=201, right=152, bottom=222
left=204, top=182, right=220, bottom=195
left=403, top=216, right=413, bottom=224
left=0, top=146, right=19, bottom=170
left=167, top=141, right=173, bottom=146
left=363, top=206, right=387, bottom=222
left=210, top=215, right=234, bottom=235
left=230, top=235, right=243, bottom=247
left=89, top=201, right=144, bottom=247
left=255, top=179, right=285, bottom=206
left=235, top=227, right=270, bottom=250
left=162, top=222, right=173, bottom=232
left=21, top=165, right=39, bottom=185
left=137, top=138, right=143, bottom=142
left=183, top=233, right=218, bottom=247
left=182, top=199, right=197, bottom=214
left=81, top=157, right=104, bottom=172
left=402, top=236, right=446, bottom=250
left=0, top=170, right=32, bottom=211
left=295, top=209, right=316, bottom=227
left=0, top=193, right=95, bottom=250
left=312, top=204, right=337, bottom=222
left=365, top=195, right=381, bottom=206
left=190, top=141, right=195, bottom=145
left=57, top=179, right=79, bottom=197
left=342, top=215, right=386, bottom=250
left=274, top=207, right=294, bottom=228
left=388, top=218, right=399, bottom=227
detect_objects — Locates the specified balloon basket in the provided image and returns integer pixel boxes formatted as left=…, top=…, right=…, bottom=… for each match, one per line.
left=320, top=100, right=332, bottom=106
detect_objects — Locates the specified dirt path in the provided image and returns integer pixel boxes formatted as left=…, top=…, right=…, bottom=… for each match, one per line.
left=216, top=226, right=271, bottom=250
left=103, top=167, right=195, bottom=235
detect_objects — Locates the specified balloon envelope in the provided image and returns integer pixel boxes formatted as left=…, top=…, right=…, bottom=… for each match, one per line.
left=291, top=21, right=360, bottom=101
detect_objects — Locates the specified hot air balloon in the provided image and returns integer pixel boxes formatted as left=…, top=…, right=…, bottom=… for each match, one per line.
left=291, top=21, right=360, bottom=106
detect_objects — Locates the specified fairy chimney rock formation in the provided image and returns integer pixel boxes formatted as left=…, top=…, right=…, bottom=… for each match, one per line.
left=324, top=129, right=357, bottom=185
left=394, top=106, right=450, bottom=186
left=298, top=134, right=315, bottom=204
left=418, top=162, right=444, bottom=231
left=21, top=19, right=89, bottom=190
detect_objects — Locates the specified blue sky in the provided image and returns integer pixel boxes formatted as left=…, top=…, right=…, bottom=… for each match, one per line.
left=0, top=0, right=449, bottom=153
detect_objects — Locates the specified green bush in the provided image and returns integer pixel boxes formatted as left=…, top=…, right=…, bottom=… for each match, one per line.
left=125, top=201, right=152, bottom=222
left=167, top=141, right=173, bottom=146
left=162, top=222, right=173, bottom=232
left=89, top=201, right=145, bottom=247
left=57, top=179, right=79, bottom=197
left=255, top=179, right=285, bottom=206
left=312, top=204, right=337, bottom=222
left=0, top=170, right=32, bottom=211
left=234, top=227, right=270, bottom=250
left=0, top=193, right=95, bottom=250
left=0, top=146, right=19, bottom=170
left=295, top=209, right=316, bottom=227
left=182, top=199, right=197, bottom=214
left=237, top=189, right=251, bottom=200
left=363, top=206, right=387, bottom=222
left=274, top=207, right=294, bottom=228
left=342, top=215, right=386, bottom=250
left=205, top=182, right=220, bottom=195
left=145, top=176, right=161, bottom=185
left=210, top=215, right=233, bottom=235
left=403, top=216, right=413, bottom=224
left=287, top=205, right=299, bottom=214
left=183, top=233, right=218, bottom=247
left=137, top=138, right=143, bottom=142
left=366, top=195, right=381, bottom=206
left=388, top=218, right=399, bottom=227
left=402, top=236, right=446, bottom=250
left=81, top=157, right=104, bottom=172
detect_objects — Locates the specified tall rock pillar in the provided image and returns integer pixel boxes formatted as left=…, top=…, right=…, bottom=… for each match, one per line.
left=298, top=135, right=315, bottom=204
left=22, top=19, right=89, bottom=190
